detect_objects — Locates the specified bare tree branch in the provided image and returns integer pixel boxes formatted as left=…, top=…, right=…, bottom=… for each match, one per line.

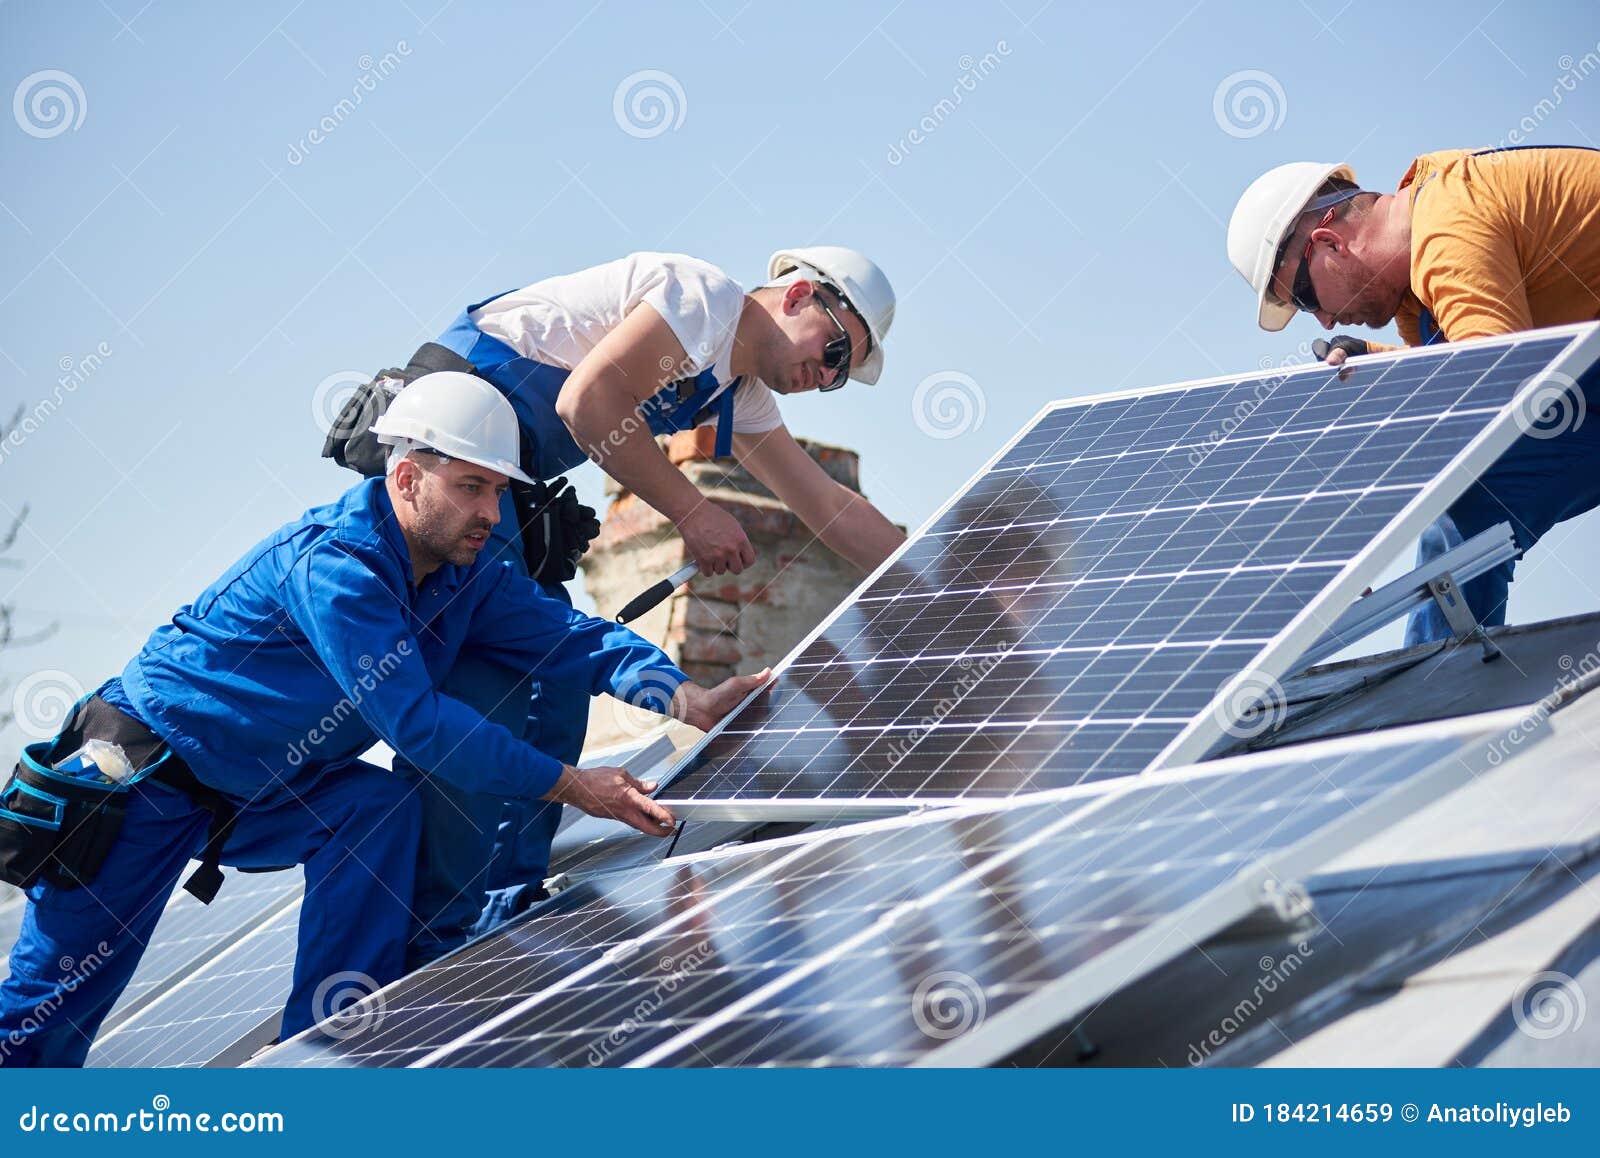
left=1, top=406, right=58, bottom=733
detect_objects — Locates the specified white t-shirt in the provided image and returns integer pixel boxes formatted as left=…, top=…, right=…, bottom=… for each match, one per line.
left=468, top=253, right=784, bottom=434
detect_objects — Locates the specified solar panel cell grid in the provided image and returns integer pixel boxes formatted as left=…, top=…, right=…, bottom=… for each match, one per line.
left=659, top=334, right=1581, bottom=809
left=254, top=714, right=1517, bottom=1069
left=88, top=896, right=303, bottom=1068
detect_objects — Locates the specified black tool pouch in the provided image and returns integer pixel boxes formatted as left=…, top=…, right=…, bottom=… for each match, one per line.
left=321, top=343, right=481, bottom=478
left=0, top=741, right=132, bottom=891
left=321, top=371, right=408, bottom=478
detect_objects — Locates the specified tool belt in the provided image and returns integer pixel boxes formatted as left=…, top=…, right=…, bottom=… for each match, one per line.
left=0, top=695, right=237, bottom=903
left=319, top=344, right=599, bottom=586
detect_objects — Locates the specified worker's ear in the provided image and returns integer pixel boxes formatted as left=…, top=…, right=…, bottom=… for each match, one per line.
left=392, top=456, right=424, bottom=501
left=781, top=279, right=816, bottom=314
left=1308, top=224, right=1344, bottom=253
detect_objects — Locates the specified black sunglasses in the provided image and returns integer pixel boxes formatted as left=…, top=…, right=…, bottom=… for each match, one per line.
left=813, top=286, right=873, bottom=392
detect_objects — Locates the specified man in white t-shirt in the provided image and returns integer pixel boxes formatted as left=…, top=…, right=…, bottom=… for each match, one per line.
left=340, top=247, right=906, bottom=966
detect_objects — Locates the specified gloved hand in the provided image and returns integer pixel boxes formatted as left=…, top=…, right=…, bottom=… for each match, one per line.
left=1312, top=336, right=1370, bottom=366
left=519, top=476, right=601, bottom=586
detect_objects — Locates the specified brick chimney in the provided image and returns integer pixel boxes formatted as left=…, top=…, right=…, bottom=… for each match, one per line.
left=580, top=429, right=876, bottom=750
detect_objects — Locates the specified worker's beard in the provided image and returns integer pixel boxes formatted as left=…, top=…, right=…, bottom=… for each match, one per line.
left=1333, top=253, right=1409, bottom=329
left=411, top=488, right=493, bottom=569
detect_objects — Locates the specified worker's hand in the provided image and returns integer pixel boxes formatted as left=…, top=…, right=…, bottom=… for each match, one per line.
left=678, top=504, right=756, bottom=576
left=1312, top=336, right=1370, bottom=368
left=672, top=668, right=775, bottom=730
left=543, top=764, right=676, bottom=836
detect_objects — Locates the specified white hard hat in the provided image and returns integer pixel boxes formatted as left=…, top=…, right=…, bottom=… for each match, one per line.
left=370, top=371, right=536, bottom=485
left=767, top=246, right=895, bottom=385
left=1227, top=161, right=1356, bottom=332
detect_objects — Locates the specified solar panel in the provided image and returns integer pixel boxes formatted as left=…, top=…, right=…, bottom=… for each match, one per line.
left=251, top=707, right=1536, bottom=1068
left=88, top=893, right=302, bottom=1068
left=656, top=325, right=1600, bottom=818
left=97, top=866, right=303, bottom=1034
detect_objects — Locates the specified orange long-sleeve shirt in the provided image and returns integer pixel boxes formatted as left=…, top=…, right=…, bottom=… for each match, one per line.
left=1386, top=146, right=1600, bottom=347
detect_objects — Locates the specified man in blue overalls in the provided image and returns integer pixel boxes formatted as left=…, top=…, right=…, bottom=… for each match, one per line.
left=0, top=374, right=765, bottom=1065
left=1228, top=149, right=1600, bottom=646
left=329, top=248, right=909, bottom=967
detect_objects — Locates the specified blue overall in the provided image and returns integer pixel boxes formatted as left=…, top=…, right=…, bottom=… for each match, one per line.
left=1402, top=146, right=1600, bottom=645
left=0, top=762, right=417, bottom=1067
left=403, top=297, right=739, bottom=965
left=0, top=479, right=686, bottom=1062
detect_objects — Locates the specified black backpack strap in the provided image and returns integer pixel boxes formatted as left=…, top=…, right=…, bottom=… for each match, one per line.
left=148, top=758, right=237, bottom=905
left=401, top=342, right=476, bottom=378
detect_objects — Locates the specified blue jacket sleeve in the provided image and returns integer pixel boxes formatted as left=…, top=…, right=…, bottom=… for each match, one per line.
left=281, top=539, right=566, bottom=799
left=466, top=566, right=689, bottom=713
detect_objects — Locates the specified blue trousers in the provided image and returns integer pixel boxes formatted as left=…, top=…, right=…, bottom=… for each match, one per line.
left=1407, top=366, right=1600, bottom=645
left=402, top=487, right=588, bottom=970
left=0, top=763, right=418, bottom=1067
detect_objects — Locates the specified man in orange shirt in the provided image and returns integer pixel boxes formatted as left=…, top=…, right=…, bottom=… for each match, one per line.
left=1228, top=147, right=1600, bottom=644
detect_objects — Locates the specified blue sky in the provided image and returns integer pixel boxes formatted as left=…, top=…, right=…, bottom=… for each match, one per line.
left=3, top=0, right=1598, bottom=759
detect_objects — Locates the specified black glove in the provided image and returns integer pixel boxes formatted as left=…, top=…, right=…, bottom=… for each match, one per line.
left=517, top=476, right=601, bottom=587
left=1312, top=336, right=1371, bottom=361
